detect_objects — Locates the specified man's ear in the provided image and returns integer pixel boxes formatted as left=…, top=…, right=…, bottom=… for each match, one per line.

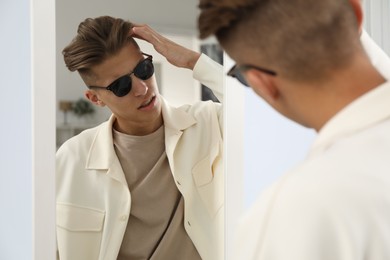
left=349, top=0, right=363, bottom=34
left=85, top=90, right=105, bottom=107
left=245, top=69, right=279, bottom=106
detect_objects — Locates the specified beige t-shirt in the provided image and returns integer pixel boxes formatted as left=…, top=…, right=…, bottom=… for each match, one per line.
left=113, top=126, right=201, bottom=260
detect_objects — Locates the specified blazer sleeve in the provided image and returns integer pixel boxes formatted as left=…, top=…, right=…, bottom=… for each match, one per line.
left=192, top=53, right=224, bottom=103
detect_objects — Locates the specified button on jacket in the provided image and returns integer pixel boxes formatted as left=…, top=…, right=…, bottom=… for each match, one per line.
left=56, top=54, right=224, bottom=260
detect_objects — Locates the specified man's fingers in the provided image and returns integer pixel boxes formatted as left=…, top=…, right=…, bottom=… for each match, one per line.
left=129, top=24, right=200, bottom=69
left=130, top=27, right=146, bottom=39
left=132, top=26, right=159, bottom=44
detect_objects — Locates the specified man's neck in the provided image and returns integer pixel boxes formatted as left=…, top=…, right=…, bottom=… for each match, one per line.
left=113, top=116, right=164, bottom=136
left=301, top=55, right=386, bottom=132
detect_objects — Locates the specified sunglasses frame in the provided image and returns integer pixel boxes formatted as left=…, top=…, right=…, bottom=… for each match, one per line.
left=88, top=52, right=154, bottom=97
left=227, top=64, right=277, bottom=87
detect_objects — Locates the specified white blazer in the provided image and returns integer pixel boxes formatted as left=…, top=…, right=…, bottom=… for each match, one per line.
left=233, top=31, right=390, bottom=260
left=56, top=54, right=224, bottom=260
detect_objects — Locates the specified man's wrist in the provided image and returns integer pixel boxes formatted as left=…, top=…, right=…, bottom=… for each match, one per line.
left=188, top=52, right=202, bottom=70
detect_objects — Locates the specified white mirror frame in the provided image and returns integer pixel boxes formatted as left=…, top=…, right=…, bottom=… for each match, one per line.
left=224, top=54, right=245, bottom=260
left=32, top=0, right=56, bottom=258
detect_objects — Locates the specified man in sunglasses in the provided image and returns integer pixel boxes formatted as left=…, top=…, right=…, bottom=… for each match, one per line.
left=199, top=0, right=390, bottom=259
left=57, top=16, right=223, bottom=260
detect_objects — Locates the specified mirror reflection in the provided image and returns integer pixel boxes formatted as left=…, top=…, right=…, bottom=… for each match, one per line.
left=56, top=1, right=224, bottom=259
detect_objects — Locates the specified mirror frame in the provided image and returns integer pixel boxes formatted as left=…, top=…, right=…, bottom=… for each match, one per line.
left=32, top=0, right=56, bottom=258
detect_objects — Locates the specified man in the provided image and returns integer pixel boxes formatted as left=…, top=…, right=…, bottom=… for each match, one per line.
left=199, top=0, right=390, bottom=259
left=56, top=16, right=223, bottom=260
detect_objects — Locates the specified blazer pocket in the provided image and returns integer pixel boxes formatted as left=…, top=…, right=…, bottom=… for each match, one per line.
left=57, top=203, right=105, bottom=260
left=192, top=143, right=224, bottom=218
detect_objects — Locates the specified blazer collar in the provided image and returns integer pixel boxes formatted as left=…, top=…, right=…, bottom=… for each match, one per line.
left=160, top=97, right=197, bottom=171
left=85, top=115, right=117, bottom=171
left=160, top=96, right=197, bottom=133
left=309, top=80, right=390, bottom=157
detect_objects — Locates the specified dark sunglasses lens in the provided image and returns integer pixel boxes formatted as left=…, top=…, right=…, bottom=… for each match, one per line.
left=235, top=72, right=249, bottom=87
left=110, top=76, right=132, bottom=97
left=134, top=58, right=154, bottom=80
left=229, top=67, right=249, bottom=87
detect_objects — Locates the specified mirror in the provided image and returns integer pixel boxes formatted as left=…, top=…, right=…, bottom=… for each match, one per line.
left=55, top=1, right=225, bottom=259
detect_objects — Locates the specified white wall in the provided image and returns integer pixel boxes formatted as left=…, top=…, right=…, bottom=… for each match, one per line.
left=243, top=95, right=315, bottom=208
left=0, top=0, right=32, bottom=258
left=0, top=0, right=56, bottom=259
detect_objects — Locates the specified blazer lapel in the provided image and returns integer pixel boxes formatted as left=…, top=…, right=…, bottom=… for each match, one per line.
left=85, top=115, right=127, bottom=185
left=161, top=97, right=197, bottom=171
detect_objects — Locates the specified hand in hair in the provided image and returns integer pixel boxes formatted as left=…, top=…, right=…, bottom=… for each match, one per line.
left=131, top=24, right=201, bottom=70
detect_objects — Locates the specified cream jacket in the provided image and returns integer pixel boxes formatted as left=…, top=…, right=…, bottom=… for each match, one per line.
left=234, top=32, right=390, bottom=259
left=56, top=54, right=224, bottom=260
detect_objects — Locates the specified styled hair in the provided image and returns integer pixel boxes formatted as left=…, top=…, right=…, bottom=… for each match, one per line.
left=63, top=16, right=137, bottom=75
left=198, top=0, right=362, bottom=82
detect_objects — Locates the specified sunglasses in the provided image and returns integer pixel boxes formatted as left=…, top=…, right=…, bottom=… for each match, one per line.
left=88, top=53, right=154, bottom=97
left=227, top=64, right=277, bottom=87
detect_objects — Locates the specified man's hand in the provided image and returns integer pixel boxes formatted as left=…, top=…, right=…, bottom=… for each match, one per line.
left=131, top=24, right=201, bottom=70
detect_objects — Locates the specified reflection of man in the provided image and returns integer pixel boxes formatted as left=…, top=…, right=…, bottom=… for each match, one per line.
left=199, top=0, right=390, bottom=259
left=56, top=16, right=223, bottom=260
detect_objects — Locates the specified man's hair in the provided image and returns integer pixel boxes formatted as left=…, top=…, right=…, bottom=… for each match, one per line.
left=63, top=16, right=137, bottom=75
left=198, top=0, right=362, bottom=82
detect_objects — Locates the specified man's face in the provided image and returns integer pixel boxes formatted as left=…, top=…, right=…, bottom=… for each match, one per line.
left=86, top=43, right=162, bottom=132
